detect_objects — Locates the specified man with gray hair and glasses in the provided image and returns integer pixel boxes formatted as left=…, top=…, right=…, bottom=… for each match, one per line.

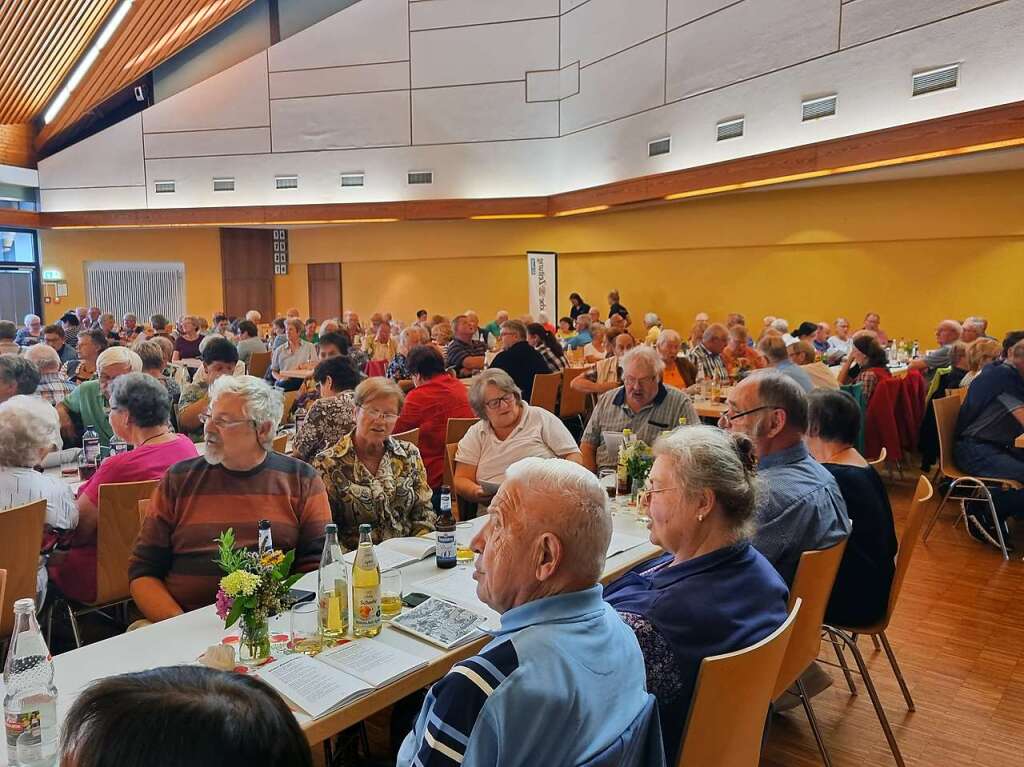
left=398, top=457, right=664, bottom=767
left=581, top=345, right=699, bottom=472
left=129, top=375, right=330, bottom=622
left=0, top=354, right=41, bottom=404
left=719, top=370, right=849, bottom=586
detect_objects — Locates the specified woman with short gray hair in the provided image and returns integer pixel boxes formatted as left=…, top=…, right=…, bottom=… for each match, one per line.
left=0, top=354, right=41, bottom=403
left=51, top=373, right=199, bottom=604
left=603, top=424, right=789, bottom=763
left=0, top=395, right=78, bottom=602
left=455, top=369, right=581, bottom=506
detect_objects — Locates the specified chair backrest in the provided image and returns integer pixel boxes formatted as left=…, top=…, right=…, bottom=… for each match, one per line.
left=0, top=498, right=46, bottom=638
left=773, top=538, right=848, bottom=699
left=364, top=360, right=388, bottom=378
left=559, top=368, right=589, bottom=419
left=530, top=372, right=561, bottom=413
left=678, top=599, right=801, bottom=767
left=95, top=480, right=160, bottom=605
left=952, top=386, right=968, bottom=402
left=272, top=433, right=288, bottom=453
left=868, top=446, right=887, bottom=466
left=445, top=417, right=478, bottom=445
left=444, top=443, right=463, bottom=522
left=394, top=428, right=420, bottom=447
left=873, top=475, right=933, bottom=632
left=933, top=394, right=962, bottom=478
left=138, top=499, right=150, bottom=526
left=247, top=351, right=272, bottom=379
left=279, top=390, right=298, bottom=426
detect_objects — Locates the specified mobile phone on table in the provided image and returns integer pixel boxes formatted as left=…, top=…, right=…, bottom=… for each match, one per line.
left=288, top=589, right=316, bottom=605
left=402, top=592, right=431, bottom=609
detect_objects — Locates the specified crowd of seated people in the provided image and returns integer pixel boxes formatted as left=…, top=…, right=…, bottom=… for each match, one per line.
left=2, top=296, right=1022, bottom=767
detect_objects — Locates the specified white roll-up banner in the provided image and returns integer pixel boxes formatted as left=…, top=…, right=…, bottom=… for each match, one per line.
left=527, top=251, right=558, bottom=323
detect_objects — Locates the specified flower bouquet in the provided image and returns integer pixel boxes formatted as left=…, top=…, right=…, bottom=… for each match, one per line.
left=623, top=439, right=654, bottom=505
left=214, top=528, right=302, bottom=666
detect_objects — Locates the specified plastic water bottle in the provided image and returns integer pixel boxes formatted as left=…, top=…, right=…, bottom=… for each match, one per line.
left=318, top=524, right=348, bottom=643
left=4, top=599, right=58, bottom=767
left=108, top=433, right=129, bottom=457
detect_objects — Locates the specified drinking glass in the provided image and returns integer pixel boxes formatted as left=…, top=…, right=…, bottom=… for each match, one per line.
left=290, top=601, right=322, bottom=656
left=60, top=448, right=79, bottom=479
left=456, top=522, right=475, bottom=566
left=598, top=469, right=617, bottom=502
left=381, top=570, right=403, bottom=620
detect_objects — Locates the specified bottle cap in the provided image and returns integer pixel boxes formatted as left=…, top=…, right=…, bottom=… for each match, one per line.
left=13, top=598, right=35, bottom=613
left=325, top=523, right=337, bottom=534
left=258, top=519, right=271, bottom=529
left=359, top=523, right=372, bottom=534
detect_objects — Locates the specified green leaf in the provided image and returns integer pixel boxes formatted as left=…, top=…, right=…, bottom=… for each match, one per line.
left=224, top=597, right=245, bottom=629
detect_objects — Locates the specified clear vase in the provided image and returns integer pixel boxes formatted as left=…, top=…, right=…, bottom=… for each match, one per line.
left=238, top=613, right=272, bottom=667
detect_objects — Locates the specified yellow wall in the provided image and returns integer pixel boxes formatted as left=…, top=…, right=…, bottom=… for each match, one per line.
left=37, top=168, right=1024, bottom=340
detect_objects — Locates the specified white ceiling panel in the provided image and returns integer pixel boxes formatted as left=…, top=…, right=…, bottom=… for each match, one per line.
left=39, top=114, right=146, bottom=190
left=413, top=82, right=558, bottom=144
left=409, top=0, right=558, bottom=31
left=411, top=18, right=558, bottom=88
left=561, top=37, right=666, bottom=134
left=270, top=62, right=409, bottom=100
left=268, top=0, right=409, bottom=72
left=561, top=0, right=667, bottom=68
left=666, top=0, right=840, bottom=100
left=668, top=0, right=743, bottom=29
left=143, top=53, right=270, bottom=134
left=841, top=0, right=1003, bottom=48
left=143, top=128, right=272, bottom=160
left=270, top=91, right=411, bottom=152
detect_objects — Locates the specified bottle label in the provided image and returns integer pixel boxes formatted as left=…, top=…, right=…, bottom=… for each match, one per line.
left=353, top=586, right=381, bottom=628
left=6, top=709, right=42, bottom=756
left=354, top=546, right=377, bottom=570
left=82, top=438, right=100, bottom=463
left=436, top=532, right=456, bottom=562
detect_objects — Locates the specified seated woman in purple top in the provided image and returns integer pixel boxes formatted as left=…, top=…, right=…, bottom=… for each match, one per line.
left=604, top=425, right=789, bottom=763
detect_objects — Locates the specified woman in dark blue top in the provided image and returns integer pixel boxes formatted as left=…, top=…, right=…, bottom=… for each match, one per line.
left=604, top=425, right=789, bottom=764
left=568, top=293, right=591, bottom=321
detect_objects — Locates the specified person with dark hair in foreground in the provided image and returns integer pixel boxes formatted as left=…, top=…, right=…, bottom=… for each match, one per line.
left=59, top=666, right=313, bottom=767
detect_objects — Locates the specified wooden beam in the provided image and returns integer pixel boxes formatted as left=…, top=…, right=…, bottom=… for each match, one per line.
left=0, top=208, right=41, bottom=229
left=0, top=123, right=37, bottom=168
left=34, top=99, right=1024, bottom=229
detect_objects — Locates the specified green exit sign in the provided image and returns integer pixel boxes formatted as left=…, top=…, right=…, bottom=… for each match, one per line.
left=43, top=269, right=61, bottom=280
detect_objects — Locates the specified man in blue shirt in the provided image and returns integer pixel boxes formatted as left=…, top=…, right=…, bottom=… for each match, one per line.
left=565, top=314, right=593, bottom=350
left=397, top=457, right=663, bottom=767
left=720, top=370, right=849, bottom=585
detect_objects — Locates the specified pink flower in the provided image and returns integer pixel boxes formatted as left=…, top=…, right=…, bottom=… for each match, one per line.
left=215, top=589, right=234, bottom=621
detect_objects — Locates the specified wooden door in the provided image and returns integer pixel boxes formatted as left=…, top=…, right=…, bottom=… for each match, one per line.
left=220, top=229, right=274, bottom=319
left=307, top=262, right=342, bottom=320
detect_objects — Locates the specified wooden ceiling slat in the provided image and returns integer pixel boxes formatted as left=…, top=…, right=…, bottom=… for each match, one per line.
left=4, top=1, right=85, bottom=118
left=39, top=0, right=253, bottom=145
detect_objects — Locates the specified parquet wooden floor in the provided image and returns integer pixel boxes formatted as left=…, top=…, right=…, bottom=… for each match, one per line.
left=762, top=472, right=1024, bottom=767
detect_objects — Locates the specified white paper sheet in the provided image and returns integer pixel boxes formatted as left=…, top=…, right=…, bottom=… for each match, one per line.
left=259, top=654, right=371, bottom=718
left=319, top=638, right=426, bottom=688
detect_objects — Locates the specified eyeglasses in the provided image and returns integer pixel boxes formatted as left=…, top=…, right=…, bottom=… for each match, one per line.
left=199, top=411, right=256, bottom=430
left=484, top=393, right=516, bottom=411
left=359, top=406, right=400, bottom=423
left=637, top=480, right=678, bottom=507
left=718, top=404, right=777, bottom=427
left=623, top=375, right=657, bottom=387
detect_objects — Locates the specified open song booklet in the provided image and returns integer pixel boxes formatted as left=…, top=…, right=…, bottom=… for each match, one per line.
left=342, top=536, right=436, bottom=571
left=258, top=639, right=427, bottom=719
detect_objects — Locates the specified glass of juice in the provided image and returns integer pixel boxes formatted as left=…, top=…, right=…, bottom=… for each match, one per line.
left=456, top=522, right=475, bottom=566
left=381, top=570, right=403, bottom=621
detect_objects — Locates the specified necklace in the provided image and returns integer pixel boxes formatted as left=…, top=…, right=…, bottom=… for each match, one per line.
left=139, top=430, right=171, bottom=447
left=824, top=446, right=856, bottom=463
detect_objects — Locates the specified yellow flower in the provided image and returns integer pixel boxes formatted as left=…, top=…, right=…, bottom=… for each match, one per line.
left=220, top=570, right=261, bottom=598
left=260, top=551, right=285, bottom=568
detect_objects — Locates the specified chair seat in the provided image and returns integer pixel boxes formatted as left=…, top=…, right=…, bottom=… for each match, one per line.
left=941, top=467, right=1022, bottom=490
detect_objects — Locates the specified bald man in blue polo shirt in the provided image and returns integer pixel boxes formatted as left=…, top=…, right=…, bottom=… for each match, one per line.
left=397, top=458, right=664, bottom=767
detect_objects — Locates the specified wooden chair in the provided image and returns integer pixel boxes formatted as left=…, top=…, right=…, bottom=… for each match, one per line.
left=444, top=443, right=463, bottom=522
left=530, top=372, right=561, bottom=414
left=279, top=390, right=299, bottom=427
left=771, top=538, right=848, bottom=767
left=923, top=395, right=1018, bottom=560
left=559, top=368, right=589, bottom=420
left=61, top=480, right=159, bottom=648
left=272, top=433, right=288, bottom=453
left=824, top=476, right=934, bottom=767
left=0, top=499, right=46, bottom=641
left=247, top=351, right=272, bottom=379
left=677, top=599, right=801, bottom=767
left=868, top=446, right=887, bottom=466
left=445, top=417, right=478, bottom=445
left=0, top=570, right=6, bottom=624
left=394, top=428, right=420, bottom=447
left=138, top=499, right=150, bottom=526
left=952, top=386, right=968, bottom=402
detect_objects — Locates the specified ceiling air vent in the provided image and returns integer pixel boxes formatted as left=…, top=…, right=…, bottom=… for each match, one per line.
left=802, top=95, right=837, bottom=121
left=153, top=180, right=175, bottom=194
left=340, top=173, right=365, bottom=188
left=648, top=137, right=671, bottom=157
left=407, top=171, right=433, bottom=185
left=275, top=175, right=299, bottom=190
left=912, top=64, right=959, bottom=97
left=716, top=118, right=744, bottom=142
left=213, top=177, right=235, bottom=192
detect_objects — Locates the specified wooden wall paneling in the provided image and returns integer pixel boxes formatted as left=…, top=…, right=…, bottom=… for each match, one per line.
left=0, top=123, right=37, bottom=168
left=307, top=263, right=342, bottom=321
left=220, top=228, right=274, bottom=320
